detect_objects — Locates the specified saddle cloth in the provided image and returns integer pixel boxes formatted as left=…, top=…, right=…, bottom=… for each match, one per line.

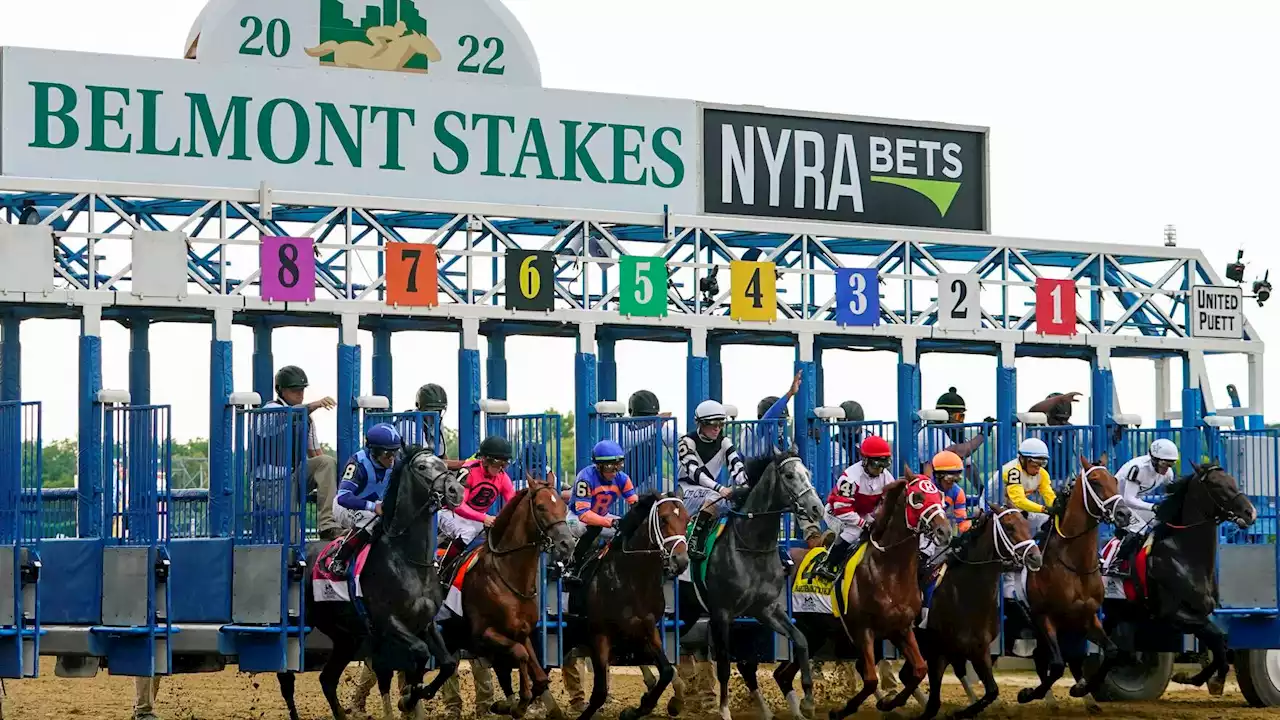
left=790, top=543, right=870, bottom=618
left=312, top=539, right=372, bottom=602
left=439, top=548, right=482, bottom=619
left=1101, top=535, right=1153, bottom=602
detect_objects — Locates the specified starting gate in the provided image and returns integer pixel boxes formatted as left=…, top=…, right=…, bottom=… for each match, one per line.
left=365, top=410, right=444, bottom=457
left=813, top=418, right=898, bottom=497
left=87, top=402, right=174, bottom=677
left=918, top=421, right=1003, bottom=510
left=217, top=404, right=308, bottom=672
left=0, top=401, right=41, bottom=677
left=482, top=412, right=564, bottom=666
left=1212, top=428, right=1280, bottom=637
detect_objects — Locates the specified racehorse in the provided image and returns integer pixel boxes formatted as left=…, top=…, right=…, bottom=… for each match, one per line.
left=276, top=448, right=465, bottom=720
left=564, top=491, right=690, bottom=720
left=826, top=469, right=953, bottom=719
left=1019, top=455, right=1129, bottom=706
left=889, top=505, right=1042, bottom=720
left=1114, top=462, right=1256, bottom=696
left=690, top=448, right=825, bottom=720
left=440, top=476, right=576, bottom=720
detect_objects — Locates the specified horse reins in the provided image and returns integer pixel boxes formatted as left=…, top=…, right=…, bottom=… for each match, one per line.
left=950, top=508, right=1037, bottom=568
left=1045, top=465, right=1121, bottom=574
left=484, top=484, right=569, bottom=599
left=1163, top=464, right=1249, bottom=530
left=871, top=479, right=945, bottom=554
left=728, top=456, right=821, bottom=554
left=620, top=496, right=689, bottom=576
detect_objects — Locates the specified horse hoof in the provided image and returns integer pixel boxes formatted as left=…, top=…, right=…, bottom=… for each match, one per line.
left=828, top=710, right=842, bottom=720
left=800, top=698, right=815, bottom=719
left=666, top=698, right=681, bottom=718
left=1016, top=688, right=1036, bottom=704
left=1208, top=677, right=1225, bottom=697
left=1085, top=701, right=1103, bottom=715
left=1069, top=682, right=1090, bottom=698
left=619, top=708, right=640, bottom=720
left=491, top=701, right=514, bottom=716
left=398, top=696, right=417, bottom=714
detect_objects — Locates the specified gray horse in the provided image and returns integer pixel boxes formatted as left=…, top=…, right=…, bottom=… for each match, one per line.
left=277, top=447, right=465, bottom=720
left=693, top=448, right=825, bottom=720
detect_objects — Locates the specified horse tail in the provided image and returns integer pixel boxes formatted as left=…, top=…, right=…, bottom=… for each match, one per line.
left=304, top=41, right=339, bottom=57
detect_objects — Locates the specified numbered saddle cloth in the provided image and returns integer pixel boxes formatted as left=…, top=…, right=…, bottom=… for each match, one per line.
left=1101, top=535, right=1153, bottom=602
left=312, top=538, right=372, bottom=602
left=790, top=544, right=870, bottom=618
left=437, top=547, right=482, bottom=620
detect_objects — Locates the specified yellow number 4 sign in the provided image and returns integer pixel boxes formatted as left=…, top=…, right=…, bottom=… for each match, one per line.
left=730, top=261, right=777, bottom=321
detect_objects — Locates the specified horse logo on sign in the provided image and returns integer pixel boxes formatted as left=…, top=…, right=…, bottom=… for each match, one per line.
left=307, top=1, right=442, bottom=73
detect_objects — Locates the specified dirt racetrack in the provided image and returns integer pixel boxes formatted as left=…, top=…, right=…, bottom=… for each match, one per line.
left=2, top=658, right=1274, bottom=720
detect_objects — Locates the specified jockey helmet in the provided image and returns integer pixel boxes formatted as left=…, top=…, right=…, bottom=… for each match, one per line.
left=274, top=365, right=309, bottom=392
left=366, top=422, right=402, bottom=451
left=478, top=435, right=512, bottom=461
left=1149, top=438, right=1179, bottom=462
left=694, top=400, right=727, bottom=424
left=757, top=395, right=789, bottom=419
left=1018, top=437, right=1050, bottom=460
left=415, top=383, right=448, bottom=412
left=591, top=440, right=625, bottom=463
left=628, top=389, right=660, bottom=417
left=860, top=435, right=892, bottom=458
left=931, top=450, right=964, bottom=473
left=935, top=387, right=966, bottom=412
left=839, top=400, right=865, bottom=422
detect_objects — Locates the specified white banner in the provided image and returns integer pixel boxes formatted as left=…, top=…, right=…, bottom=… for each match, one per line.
left=1190, top=285, right=1243, bottom=339
left=0, top=47, right=697, bottom=213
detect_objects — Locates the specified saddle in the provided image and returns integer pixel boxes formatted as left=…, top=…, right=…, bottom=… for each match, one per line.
left=438, top=534, right=485, bottom=588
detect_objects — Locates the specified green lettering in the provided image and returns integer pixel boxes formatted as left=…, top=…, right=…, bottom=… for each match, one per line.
left=28, top=82, right=79, bottom=149
left=317, top=103, right=366, bottom=167
left=471, top=113, right=516, bottom=177
left=608, top=123, right=646, bottom=185
left=433, top=110, right=469, bottom=174
left=561, top=121, right=607, bottom=183
left=185, top=93, right=251, bottom=160
left=138, top=89, right=180, bottom=157
left=511, top=118, right=556, bottom=180
left=652, top=126, right=685, bottom=189
left=370, top=106, right=416, bottom=171
left=258, top=98, right=310, bottom=165
left=86, top=85, right=131, bottom=154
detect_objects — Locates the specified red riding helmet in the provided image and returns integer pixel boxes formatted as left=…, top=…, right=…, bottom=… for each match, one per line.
left=860, top=435, right=892, bottom=458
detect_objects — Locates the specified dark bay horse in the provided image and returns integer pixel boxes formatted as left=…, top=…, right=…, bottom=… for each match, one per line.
left=695, top=449, right=825, bottom=720
left=1115, top=462, right=1256, bottom=696
left=827, top=471, right=953, bottom=719
left=276, top=448, right=465, bottom=720
left=1020, top=456, right=1129, bottom=706
left=564, top=491, right=690, bottom=720
left=893, top=505, right=1042, bottom=720
left=441, top=477, right=576, bottom=720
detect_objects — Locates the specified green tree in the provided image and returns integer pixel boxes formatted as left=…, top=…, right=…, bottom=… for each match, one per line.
left=548, top=408, right=575, bottom=477
left=39, top=439, right=78, bottom=489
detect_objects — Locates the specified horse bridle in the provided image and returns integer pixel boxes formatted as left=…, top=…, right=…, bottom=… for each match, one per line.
left=486, top=484, right=568, bottom=556
left=1166, top=463, right=1251, bottom=530
left=872, top=479, right=946, bottom=553
left=384, top=451, right=451, bottom=539
left=734, top=456, right=822, bottom=520
left=622, top=496, right=689, bottom=575
left=1077, top=464, right=1123, bottom=524
left=950, top=508, right=1038, bottom=569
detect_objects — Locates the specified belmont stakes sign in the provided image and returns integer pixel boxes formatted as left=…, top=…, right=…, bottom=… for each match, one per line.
left=0, top=46, right=696, bottom=213
left=701, top=107, right=989, bottom=232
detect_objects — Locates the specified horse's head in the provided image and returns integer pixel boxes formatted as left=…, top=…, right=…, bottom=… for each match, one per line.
left=1077, top=454, right=1128, bottom=527
left=987, top=504, right=1042, bottom=571
left=1192, top=462, right=1256, bottom=529
left=771, top=447, right=825, bottom=522
left=404, top=449, right=463, bottom=509
left=904, top=467, right=952, bottom=548
left=525, top=475, right=575, bottom=567
left=652, top=493, right=691, bottom=578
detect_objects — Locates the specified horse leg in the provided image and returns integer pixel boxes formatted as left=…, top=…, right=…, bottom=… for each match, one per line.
left=374, top=664, right=396, bottom=720
left=577, top=634, right=611, bottom=720
left=480, top=628, right=531, bottom=717
left=1018, top=615, right=1064, bottom=703
left=877, top=630, right=927, bottom=712
left=1075, top=614, right=1119, bottom=700
left=623, top=625, right=676, bottom=720
left=1066, top=654, right=1101, bottom=714
left=951, top=650, right=998, bottom=720
left=320, top=636, right=361, bottom=720
left=520, top=635, right=560, bottom=720
left=1172, top=613, right=1229, bottom=695
left=350, top=662, right=378, bottom=715
left=759, top=604, right=812, bottom=719
left=949, top=656, right=977, bottom=705
left=669, top=654, right=698, bottom=717
left=491, top=658, right=518, bottom=716
left=709, top=610, right=735, bottom=720
left=402, top=623, right=458, bottom=710
left=736, top=656, right=771, bottom=720
left=909, top=648, right=944, bottom=720
left=276, top=672, right=301, bottom=720
left=830, top=628, right=877, bottom=720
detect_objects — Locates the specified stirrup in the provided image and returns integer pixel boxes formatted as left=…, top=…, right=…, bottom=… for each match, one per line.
left=813, top=563, right=838, bottom=581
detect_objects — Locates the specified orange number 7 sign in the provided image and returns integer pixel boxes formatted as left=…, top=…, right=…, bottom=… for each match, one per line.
left=385, top=243, right=439, bottom=307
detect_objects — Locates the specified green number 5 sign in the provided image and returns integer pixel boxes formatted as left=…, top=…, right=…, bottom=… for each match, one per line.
left=618, top=256, right=668, bottom=317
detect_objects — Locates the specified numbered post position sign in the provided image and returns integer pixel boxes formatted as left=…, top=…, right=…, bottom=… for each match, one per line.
left=936, top=273, right=980, bottom=330
left=835, top=268, right=880, bottom=326
left=385, top=243, right=439, bottom=307
left=505, top=249, right=555, bottom=311
left=730, top=261, right=777, bottom=321
left=260, top=236, right=316, bottom=302
left=618, top=256, right=668, bottom=317
left=1035, top=278, right=1077, bottom=335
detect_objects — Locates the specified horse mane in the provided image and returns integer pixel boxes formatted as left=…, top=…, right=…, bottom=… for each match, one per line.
left=614, top=490, right=666, bottom=541
left=743, top=454, right=774, bottom=488
left=383, top=444, right=427, bottom=523
left=489, top=484, right=533, bottom=541
left=871, top=479, right=908, bottom=533
left=1154, top=473, right=1193, bottom=523
left=1049, top=478, right=1073, bottom=518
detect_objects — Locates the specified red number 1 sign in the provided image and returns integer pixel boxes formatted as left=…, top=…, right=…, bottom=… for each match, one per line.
left=1035, top=278, right=1077, bottom=335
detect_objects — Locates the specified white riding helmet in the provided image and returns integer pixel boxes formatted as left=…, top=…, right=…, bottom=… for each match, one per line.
left=1018, top=437, right=1050, bottom=460
left=694, top=400, right=727, bottom=424
left=1149, top=438, right=1179, bottom=462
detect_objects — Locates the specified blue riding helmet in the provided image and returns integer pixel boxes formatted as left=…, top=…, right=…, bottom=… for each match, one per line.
left=592, top=440, right=625, bottom=463
left=366, top=422, right=402, bottom=451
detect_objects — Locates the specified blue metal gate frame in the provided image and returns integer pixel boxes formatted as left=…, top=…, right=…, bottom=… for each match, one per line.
left=0, top=401, right=42, bottom=677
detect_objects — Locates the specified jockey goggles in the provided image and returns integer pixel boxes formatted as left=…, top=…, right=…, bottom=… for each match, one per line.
left=863, top=455, right=890, bottom=471
left=594, top=458, right=624, bottom=470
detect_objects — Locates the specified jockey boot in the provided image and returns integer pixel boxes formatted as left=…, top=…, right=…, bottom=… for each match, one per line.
left=687, top=512, right=717, bottom=562
left=327, top=523, right=379, bottom=579
left=562, top=526, right=602, bottom=587
left=813, top=537, right=852, bottom=582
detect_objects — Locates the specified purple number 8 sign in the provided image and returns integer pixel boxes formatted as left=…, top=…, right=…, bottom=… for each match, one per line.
left=260, top=237, right=316, bottom=302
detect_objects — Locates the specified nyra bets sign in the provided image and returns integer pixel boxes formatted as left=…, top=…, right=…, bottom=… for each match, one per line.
left=702, top=107, right=988, bottom=232
left=0, top=47, right=696, bottom=214
left=185, top=0, right=543, bottom=87
left=1190, top=285, right=1244, bottom=339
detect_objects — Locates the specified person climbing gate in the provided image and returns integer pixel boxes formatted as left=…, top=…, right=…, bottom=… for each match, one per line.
left=323, top=422, right=402, bottom=578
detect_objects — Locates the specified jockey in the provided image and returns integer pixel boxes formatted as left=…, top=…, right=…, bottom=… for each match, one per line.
left=437, top=435, right=517, bottom=562
left=1111, top=438, right=1179, bottom=571
left=813, top=435, right=894, bottom=581
left=325, top=422, right=402, bottom=577
left=681, top=400, right=748, bottom=561
left=561, top=440, right=639, bottom=585
left=1001, top=437, right=1056, bottom=537
left=918, top=450, right=970, bottom=570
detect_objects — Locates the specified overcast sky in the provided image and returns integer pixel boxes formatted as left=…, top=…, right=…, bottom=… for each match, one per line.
left=2, top=0, right=1277, bottom=443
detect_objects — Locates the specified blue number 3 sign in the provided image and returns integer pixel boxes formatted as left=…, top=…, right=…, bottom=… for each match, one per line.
left=835, top=268, right=880, bottom=326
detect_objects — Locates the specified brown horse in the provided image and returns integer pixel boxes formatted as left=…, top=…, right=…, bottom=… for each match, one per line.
left=441, top=477, right=576, bottom=719
left=890, top=505, right=1043, bottom=719
left=828, top=469, right=953, bottom=719
left=564, top=491, right=690, bottom=720
left=1019, top=455, right=1130, bottom=706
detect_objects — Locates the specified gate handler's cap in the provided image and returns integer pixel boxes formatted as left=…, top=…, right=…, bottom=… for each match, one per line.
left=936, top=387, right=966, bottom=412
left=416, top=383, right=448, bottom=412
left=628, top=390, right=660, bottom=417
left=840, top=401, right=865, bottom=423
left=274, top=365, right=309, bottom=391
